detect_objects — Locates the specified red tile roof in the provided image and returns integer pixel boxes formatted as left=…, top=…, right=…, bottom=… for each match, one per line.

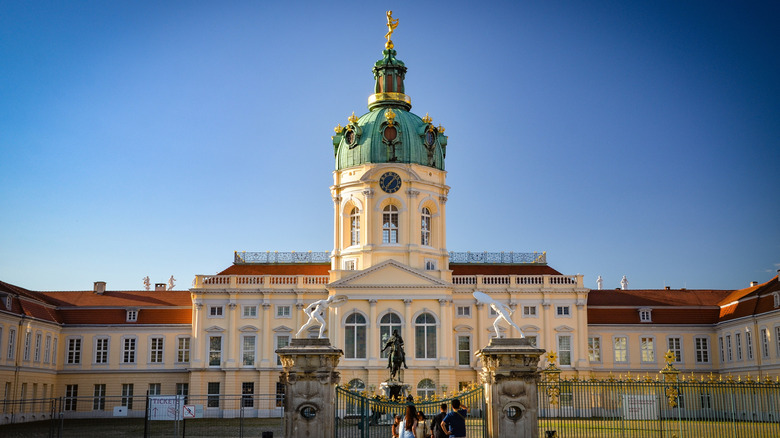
left=449, top=264, right=563, bottom=275
left=218, top=264, right=331, bottom=275
left=587, top=289, right=732, bottom=307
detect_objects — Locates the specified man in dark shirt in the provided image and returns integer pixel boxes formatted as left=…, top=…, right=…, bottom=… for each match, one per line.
left=441, top=398, right=468, bottom=438
left=431, top=403, right=448, bottom=438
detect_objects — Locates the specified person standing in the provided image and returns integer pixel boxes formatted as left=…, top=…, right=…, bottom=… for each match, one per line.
left=392, top=414, right=402, bottom=438
left=431, top=403, right=448, bottom=438
left=397, top=405, right=418, bottom=438
left=441, top=398, right=468, bottom=438
left=415, top=410, right=429, bottom=438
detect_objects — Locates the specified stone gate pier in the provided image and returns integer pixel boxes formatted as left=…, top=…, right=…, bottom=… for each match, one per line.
left=277, top=338, right=343, bottom=438
left=476, top=338, right=545, bottom=438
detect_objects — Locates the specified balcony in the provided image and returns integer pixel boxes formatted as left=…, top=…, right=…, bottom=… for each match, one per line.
left=451, top=274, right=583, bottom=292
left=193, top=275, right=330, bottom=291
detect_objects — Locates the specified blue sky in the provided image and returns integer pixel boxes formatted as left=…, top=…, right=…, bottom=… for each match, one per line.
left=1, top=1, right=778, bottom=291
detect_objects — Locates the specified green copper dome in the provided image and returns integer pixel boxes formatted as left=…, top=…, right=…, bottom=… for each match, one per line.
left=333, top=48, right=447, bottom=171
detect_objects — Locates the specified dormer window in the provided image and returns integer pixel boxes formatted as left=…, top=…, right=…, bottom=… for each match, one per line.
left=638, top=308, right=652, bottom=323
left=126, top=310, right=138, bottom=322
left=773, top=292, right=780, bottom=308
left=1, top=294, right=11, bottom=309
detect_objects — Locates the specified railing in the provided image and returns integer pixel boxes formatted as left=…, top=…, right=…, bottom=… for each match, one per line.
left=452, top=275, right=582, bottom=289
left=233, top=251, right=548, bottom=264
left=195, top=275, right=330, bottom=290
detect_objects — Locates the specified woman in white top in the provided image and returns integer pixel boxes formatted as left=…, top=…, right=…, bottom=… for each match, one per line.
left=397, top=405, right=418, bottom=438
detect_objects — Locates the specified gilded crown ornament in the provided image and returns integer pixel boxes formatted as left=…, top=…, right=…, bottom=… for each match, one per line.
left=348, top=111, right=359, bottom=124
left=385, top=108, right=396, bottom=126
left=437, top=124, right=445, bottom=134
left=422, top=113, right=432, bottom=124
left=334, top=124, right=344, bottom=134
left=385, top=11, right=399, bottom=49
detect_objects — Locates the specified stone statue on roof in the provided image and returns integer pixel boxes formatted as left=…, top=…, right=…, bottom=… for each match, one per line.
left=385, top=11, right=399, bottom=49
left=168, top=275, right=176, bottom=290
left=621, top=275, right=629, bottom=290
left=142, top=276, right=151, bottom=291
left=597, top=275, right=603, bottom=290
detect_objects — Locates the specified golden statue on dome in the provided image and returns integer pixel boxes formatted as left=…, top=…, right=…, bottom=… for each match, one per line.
left=385, top=10, right=399, bottom=49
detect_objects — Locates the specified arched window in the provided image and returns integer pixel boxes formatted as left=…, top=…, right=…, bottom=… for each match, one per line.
left=345, top=313, right=367, bottom=359
left=417, top=379, right=436, bottom=399
left=415, top=312, right=437, bottom=359
left=347, top=378, right=365, bottom=392
left=382, top=205, right=399, bottom=243
left=421, top=207, right=431, bottom=246
left=350, top=207, right=360, bottom=246
left=379, top=313, right=402, bottom=359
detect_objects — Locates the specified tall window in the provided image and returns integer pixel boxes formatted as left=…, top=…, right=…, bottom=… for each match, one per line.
left=93, top=384, right=106, bottom=411
left=8, top=328, right=16, bottom=360
left=149, top=383, right=161, bottom=396
left=726, top=335, right=733, bottom=361
left=746, top=331, right=754, bottom=360
left=121, top=384, right=134, bottom=409
left=775, top=327, right=780, bottom=358
left=65, top=384, right=78, bottom=411
left=587, top=337, right=601, bottom=362
left=34, top=333, right=42, bottom=362
left=44, top=335, right=51, bottom=363
left=415, top=312, right=437, bottom=359
left=52, top=338, right=57, bottom=365
left=640, top=337, right=655, bottom=362
left=344, top=313, right=367, bottom=359
left=382, top=205, right=399, bottom=243
left=177, top=337, right=190, bottom=363
left=417, top=379, right=436, bottom=399
left=176, top=383, right=189, bottom=404
left=95, top=337, right=109, bottom=364
left=242, top=335, right=256, bottom=366
left=0, top=327, right=3, bottom=360
left=667, top=337, right=682, bottom=362
left=558, top=335, right=572, bottom=365
left=614, top=337, right=628, bottom=363
left=380, top=313, right=402, bottom=359
left=23, top=331, right=31, bottom=361
left=695, top=337, right=710, bottom=363
left=457, top=335, right=471, bottom=366
left=122, top=338, right=136, bottom=363
left=150, top=337, right=164, bottom=363
left=67, top=338, right=81, bottom=364
left=242, top=382, right=255, bottom=408
left=761, top=328, right=770, bottom=358
left=735, top=333, right=743, bottom=360
left=350, top=207, right=360, bottom=246
left=207, top=382, right=220, bottom=408
left=243, top=306, right=257, bottom=317
left=420, top=207, right=431, bottom=246
left=276, top=335, right=290, bottom=366
left=718, top=337, right=725, bottom=363
left=209, top=336, right=222, bottom=367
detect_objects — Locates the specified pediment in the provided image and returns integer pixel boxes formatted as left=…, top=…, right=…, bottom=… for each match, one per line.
left=273, top=325, right=293, bottom=333
left=205, top=325, right=225, bottom=332
left=554, top=325, right=575, bottom=332
left=453, top=324, right=473, bottom=333
left=521, top=325, right=540, bottom=332
left=329, top=259, right=449, bottom=289
left=239, top=325, right=259, bottom=332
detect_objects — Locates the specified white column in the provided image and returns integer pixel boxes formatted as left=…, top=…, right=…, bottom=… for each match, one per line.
left=369, top=299, right=378, bottom=361
left=261, top=302, right=272, bottom=367
left=404, top=299, right=413, bottom=359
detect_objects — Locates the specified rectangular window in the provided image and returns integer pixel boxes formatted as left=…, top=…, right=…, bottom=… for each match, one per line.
left=489, top=306, right=498, bottom=317
left=123, top=338, right=136, bottom=363
left=95, top=337, right=109, bottom=364
left=639, top=309, right=652, bottom=322
left=526, top=335, right=538, bottom=347
left=735, top=333, right=743, bottom=361
left=275, top=382, right=285, bottom=407
left=640, top=337, right=655, bottom=362
left=23, top=331, right=31, bottom=361
left=775, top=327, right=780, bottom=358
left=209, top=306, right=223, bottom=317
left=700, top=392, right=712, bottom=409
left=243, top=306, right=257, bottom=317
left=150, top=337, right=164, bottom=363
left=382, top=208, right=398, bottom=243
left=209, top=336, right=222, bottom=367
left=67, top=338, right=81, bottom=364
left=614, top=337, right=628, bottom=363
left=242, top=382, right=254, bottom=408
left=93, top=384, right=106, bottom=411
left=761, top=329, right=770, bottom=358
left=276, top=305, right=291, bottom=318
left=34, top=333, right=42, bottom=362
left=556, top=306, right=570, bottom=316
left=667, top=337, right=682, bottom=363
left=695, top=337, right=710, bottom=363
left=457, top=336, right=471, bottom=366
left=126, top=310, right=138, bottom=322
left=176, top=383, right=189, bottom=404
left=718, top=336, right=725, bottom=363
left=149, top=383, right=161, bottom=396
left=726, top=335, right=733, bottom=361
left=52, top=338, right=57, bottom=364
left=121, top=384, right=134, bottom=409
left=242, top=335, right=256, bottom=366
left=177, top=337, right=190, bottom=363
left=8, top=328, right=17, bottom=360
left=587, top=337, right=601, bottom=362
left=207, top=382, right=220, bottom=408
left=558, top=335, right=572, bottom=365
left=65, top=384, right=78, bottom=411
left=456, top=306, right=471, bottom=317
left=746, top=331, right=754, bottom=360
left=0, top=327, right=3, bottom=360
left=276, top=335, right=290, bottom=366
left=44, top=335, right=51, bottom=363
left=424, top=259, right=437, bottom=270
left=523, top=306, right=537, bottom=317
left=343, top=260, right=356, bottom=270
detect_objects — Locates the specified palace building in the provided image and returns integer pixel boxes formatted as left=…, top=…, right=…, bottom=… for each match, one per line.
left=1, top=18, right=779, bottom=421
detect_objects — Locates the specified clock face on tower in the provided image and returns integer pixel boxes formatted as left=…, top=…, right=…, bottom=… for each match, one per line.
left=379, top=171, right=402, bottom=193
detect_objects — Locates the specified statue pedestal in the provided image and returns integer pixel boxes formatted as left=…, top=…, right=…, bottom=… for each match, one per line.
left=277, top=338, right=343, bottom=438
left=379, top=380, right=410, bottom=402
left=476, top=338, right=545, bottom=438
